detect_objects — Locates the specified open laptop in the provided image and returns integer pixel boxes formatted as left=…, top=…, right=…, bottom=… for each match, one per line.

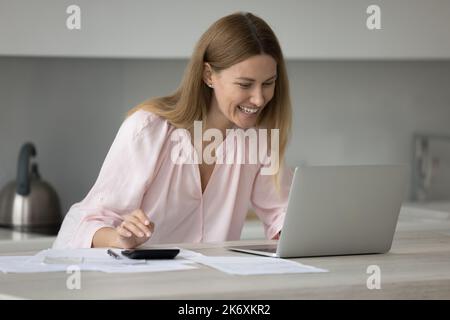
left=229, top=164, right=408, bottom=258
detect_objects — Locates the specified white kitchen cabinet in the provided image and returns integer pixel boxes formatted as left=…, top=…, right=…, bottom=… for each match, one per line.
left=1, top=0, right=450, bottom=59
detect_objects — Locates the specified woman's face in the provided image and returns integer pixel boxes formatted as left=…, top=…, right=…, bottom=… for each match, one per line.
left=206, top=54, right=277, bottom=129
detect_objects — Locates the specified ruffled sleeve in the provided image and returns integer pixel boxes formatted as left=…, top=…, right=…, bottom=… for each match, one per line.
left=52, top=110, right=169, bottom=248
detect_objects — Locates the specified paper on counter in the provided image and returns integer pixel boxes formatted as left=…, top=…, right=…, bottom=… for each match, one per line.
left=176, top=248, right=205, bottom=260
left=31, top=248, right=146, bottom=265
left=0, top=248, right=203, bottom=274
left=188, top=256, right=328, bottom=275
left=1, top=249, right=328, bottom=275
left=0, top=256, right=68, bottom=273
left=98, top=260, right=198, bottom=273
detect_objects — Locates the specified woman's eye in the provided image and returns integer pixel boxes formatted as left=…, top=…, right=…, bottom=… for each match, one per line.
left=237, top=82, right=274, bottom=89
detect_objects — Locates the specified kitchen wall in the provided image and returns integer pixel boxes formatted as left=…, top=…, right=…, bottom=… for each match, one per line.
left=3, top=0, right=450, bottom=60
left=1, top=57, right=450, bottom=214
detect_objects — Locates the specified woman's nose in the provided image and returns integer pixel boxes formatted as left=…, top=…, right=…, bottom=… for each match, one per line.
left=249, top=87, right=265, bottom=107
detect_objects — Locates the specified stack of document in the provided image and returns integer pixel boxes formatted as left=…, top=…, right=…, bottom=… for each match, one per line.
left=0, top=248, right=200, bottom=273
left=0, top=248, right=327, bottom=275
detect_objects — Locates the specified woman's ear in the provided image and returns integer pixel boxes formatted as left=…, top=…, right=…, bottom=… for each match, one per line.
left=203, top=62, right=213, bottom=87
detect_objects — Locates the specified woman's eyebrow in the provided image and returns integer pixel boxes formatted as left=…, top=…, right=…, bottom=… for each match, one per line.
left=235, top=75, right=277, bottom=82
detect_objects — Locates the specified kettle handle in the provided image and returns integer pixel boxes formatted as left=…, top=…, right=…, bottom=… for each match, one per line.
left=16, top=142, right=36, bottom=196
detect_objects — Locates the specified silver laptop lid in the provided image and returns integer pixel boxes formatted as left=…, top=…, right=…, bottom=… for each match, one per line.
left=277, top=164, right=408, bottom=258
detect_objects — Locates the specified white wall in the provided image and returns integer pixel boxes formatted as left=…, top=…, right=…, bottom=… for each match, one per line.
left=1, top=0, right=450, bottom=59
left=1, top=58, right=450, bottom=214
left=286, top=61, right=450, bottom=166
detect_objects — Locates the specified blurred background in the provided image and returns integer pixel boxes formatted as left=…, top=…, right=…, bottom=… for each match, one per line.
left=1, top=0, right=450, bottom=238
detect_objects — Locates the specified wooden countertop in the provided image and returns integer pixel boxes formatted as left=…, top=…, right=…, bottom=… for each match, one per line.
left=0, top=207, right=449, bottom=299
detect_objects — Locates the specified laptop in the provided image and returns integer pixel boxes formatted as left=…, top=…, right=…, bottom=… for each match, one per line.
left=228, top=164, right=408, bottom=258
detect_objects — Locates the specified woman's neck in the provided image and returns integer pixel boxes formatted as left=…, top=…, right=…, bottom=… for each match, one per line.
left=187, top=99, right=234, bottom=140
left=204, top=98, right=234, bottom=137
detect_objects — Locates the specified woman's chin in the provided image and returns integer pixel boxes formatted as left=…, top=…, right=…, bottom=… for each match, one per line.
left=234, top=120, right=257, bottom=129
left=233, top=111, right=259, bottom=128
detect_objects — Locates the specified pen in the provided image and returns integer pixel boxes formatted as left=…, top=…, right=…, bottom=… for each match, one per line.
left=107, top=249, right=121, bottom=260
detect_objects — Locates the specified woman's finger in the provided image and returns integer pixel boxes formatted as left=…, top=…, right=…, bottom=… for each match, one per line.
left=117, top=225, right=132, bottom=238
left=126, top=215, right=151, bottom=237
left=132, top=209, right=150, bottom=226
left=122, top=221, right=146, bottom=238
left=130, top=209, right=155, bottom=234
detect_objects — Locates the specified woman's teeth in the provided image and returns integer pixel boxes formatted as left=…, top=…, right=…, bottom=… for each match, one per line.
left=238, top=105, right=259, bottom=114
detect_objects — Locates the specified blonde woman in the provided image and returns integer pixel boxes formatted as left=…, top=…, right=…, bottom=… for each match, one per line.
left=53, top=12, right=294, bottom=249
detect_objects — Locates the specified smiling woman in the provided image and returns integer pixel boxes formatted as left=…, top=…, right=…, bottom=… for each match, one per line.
left=52, top=12, right=294, bottom=249
left=128, top=12, right=292, bottom=188
left=205, top=54, right=277, bottom=129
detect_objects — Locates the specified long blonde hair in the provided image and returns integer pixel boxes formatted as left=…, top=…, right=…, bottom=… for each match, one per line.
left=128, top=12, right=292, bottom=191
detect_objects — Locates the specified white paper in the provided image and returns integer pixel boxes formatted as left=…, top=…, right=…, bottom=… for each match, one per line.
left=98, top=260, right=198, bottom=273
left=188, top=256, right=328, bottom=275
left=0, top=256, right=68, bottom=273
left=0, top=248, right=202, bottom=274
left=1, top=249, right=328, bottom=275
left=30, top=248, right=146, bottom=265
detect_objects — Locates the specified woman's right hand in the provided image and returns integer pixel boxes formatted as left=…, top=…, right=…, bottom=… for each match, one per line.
left=113, top=209, right=155, bottom=249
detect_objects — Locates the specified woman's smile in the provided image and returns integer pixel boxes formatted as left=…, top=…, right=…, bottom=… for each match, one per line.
left=237, top=105, right=260, bottom=115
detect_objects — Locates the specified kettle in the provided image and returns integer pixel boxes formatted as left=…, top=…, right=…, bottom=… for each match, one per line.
left=0, top=142, right=62, bottom=235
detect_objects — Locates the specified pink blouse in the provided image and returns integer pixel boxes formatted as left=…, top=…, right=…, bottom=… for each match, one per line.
left=53, top=110, right=293, bottom=249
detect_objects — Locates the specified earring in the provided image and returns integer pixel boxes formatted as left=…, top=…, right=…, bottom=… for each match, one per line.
left=208, top=83, right=213, bottom=88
